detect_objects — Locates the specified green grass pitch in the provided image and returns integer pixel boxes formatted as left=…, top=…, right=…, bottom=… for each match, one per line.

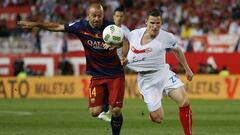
left=0, top=99, right=240, bottom=135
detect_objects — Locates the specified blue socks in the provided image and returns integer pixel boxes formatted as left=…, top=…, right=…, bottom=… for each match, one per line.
left=102, top=104, right=109, bottom=112
left=111, top=113, right=123, bottom=135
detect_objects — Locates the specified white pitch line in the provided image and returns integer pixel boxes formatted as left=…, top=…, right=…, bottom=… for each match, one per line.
left=0, top=110, right=32, bottom=116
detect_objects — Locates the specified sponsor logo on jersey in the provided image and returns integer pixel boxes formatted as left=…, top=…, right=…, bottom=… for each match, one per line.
left=87, top=40, right=104, bottom=49
left=130, top=56, right=145, bottom=63
left=131, top=46, right=152, bottom=54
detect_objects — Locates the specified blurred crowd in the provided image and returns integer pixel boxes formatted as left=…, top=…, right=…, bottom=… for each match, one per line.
left=1, top=0, right=240, bottom=38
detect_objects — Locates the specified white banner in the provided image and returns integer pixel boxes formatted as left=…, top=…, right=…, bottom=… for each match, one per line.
left=0, top=36, right=84, bottom=55
left=0, top=37, right=34, bottom=54
left=41, top=36, right=63, bottom=54
left=192, top=34, right=239, bottom=53
left=41, top=37, right=84, bottom=54
left=67, top=39, right=84, bottom=52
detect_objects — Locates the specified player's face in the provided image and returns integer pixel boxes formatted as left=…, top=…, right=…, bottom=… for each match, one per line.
left=146, top=16, right=162, bottom=37
left=113, top=11, right=124, bottom=26
left=88, top=7, right=104, bottom=28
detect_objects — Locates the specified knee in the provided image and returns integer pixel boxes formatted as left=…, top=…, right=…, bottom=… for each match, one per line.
left=111, top=107, right=121, bottom=116
left=181, top=100, right=190, bottom=107
left=179, top=88, right=190, bottom=107
left=179, top=96, right=190, bottom=107
left=149, top=113, right=164, bottom=124
left=89, top=108, right=101, bottom=117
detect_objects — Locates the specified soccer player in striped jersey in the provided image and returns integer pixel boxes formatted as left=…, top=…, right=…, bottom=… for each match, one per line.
left=18, top=3, right=125, bottom=135
left=97, top=6, right=131, bottom=122
left=122, top=9, right=193, bottom=135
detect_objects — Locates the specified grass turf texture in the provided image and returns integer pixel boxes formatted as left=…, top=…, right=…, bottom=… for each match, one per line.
left=0, top=99, right=240, bottom=135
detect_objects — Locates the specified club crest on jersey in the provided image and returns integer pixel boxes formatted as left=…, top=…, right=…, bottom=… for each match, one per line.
left=131, top=46, right=152, bottom=54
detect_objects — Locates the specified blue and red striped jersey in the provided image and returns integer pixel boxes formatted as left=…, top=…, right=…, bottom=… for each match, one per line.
left=64, top=19, right=124, bottom=77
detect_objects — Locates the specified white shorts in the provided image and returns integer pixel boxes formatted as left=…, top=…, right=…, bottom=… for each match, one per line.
left=137, top=66, right=184, bottom=112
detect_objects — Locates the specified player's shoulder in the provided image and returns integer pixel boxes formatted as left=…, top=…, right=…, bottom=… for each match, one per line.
left=128, top=27, right=145, bottom=40
left=66, top=19, right=87, bottom=27
left=159, top=29, right=177, bottom=47
left=159, top=29, right=176, bottom=40
left=160, top=29, right=175, bottom=37
left=130, top=27, right=145, bottom=35
left=121, top=24, right=130, bottom=32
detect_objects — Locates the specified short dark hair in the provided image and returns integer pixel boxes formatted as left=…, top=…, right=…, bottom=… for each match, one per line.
left=147, top=9, right=162, bottom=17
left=89, top=3, right=104, bottom=11
left=114, top=6, right=125, bottom=14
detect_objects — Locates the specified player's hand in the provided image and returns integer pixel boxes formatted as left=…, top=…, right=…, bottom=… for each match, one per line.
left=121, top=57, right=128, bottom=66
left=185, top=69, right=193, bottom=81
left=17, top=21, right=36, bottom=29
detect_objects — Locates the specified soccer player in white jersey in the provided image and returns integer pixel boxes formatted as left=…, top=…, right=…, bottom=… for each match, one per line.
left=97, top=7, right=130, bottom=122
left=122, top=9, right=193, bottom=135
left=113, top=7, right=130, bottom=59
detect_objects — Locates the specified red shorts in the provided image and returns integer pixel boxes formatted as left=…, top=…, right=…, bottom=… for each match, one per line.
left=88, top=74, right=125, bottom=108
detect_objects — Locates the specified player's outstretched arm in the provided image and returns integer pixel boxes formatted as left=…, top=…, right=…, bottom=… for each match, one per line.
left=17, top=21, right=65, bottom=32
left=172, top=47, right=193, bottom=81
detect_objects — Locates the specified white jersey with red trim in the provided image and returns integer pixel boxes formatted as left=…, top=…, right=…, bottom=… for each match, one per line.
left=121, top=24, right=130, bottom=39
left=117, top=24, right=130, bottom=58
left=127, top=27, right=177, bottom=72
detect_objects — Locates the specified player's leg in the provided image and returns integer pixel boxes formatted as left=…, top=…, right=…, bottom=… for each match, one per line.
left=149, top=107, right=164, bottom=123
left=162, top=68, right=192, bottom=135
left=143, top=90, right=164, bottom=123
left=88, top=79, right=105, bottom=117
left=110, top=106, right=123, bottom=135
left=107, top=75, right=125, bottom=135
left=168, top=86, right=192, bottom=135
left=89, top=106, right=102, bottom=117
left=137, top=71, right=165, bottom=124
left=102, top=86, right=109, bottom=112
left=97, top=87, right=111, bottom=122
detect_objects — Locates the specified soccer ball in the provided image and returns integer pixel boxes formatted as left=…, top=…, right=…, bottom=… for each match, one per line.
left=103, top=24, right=124, bottom=45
